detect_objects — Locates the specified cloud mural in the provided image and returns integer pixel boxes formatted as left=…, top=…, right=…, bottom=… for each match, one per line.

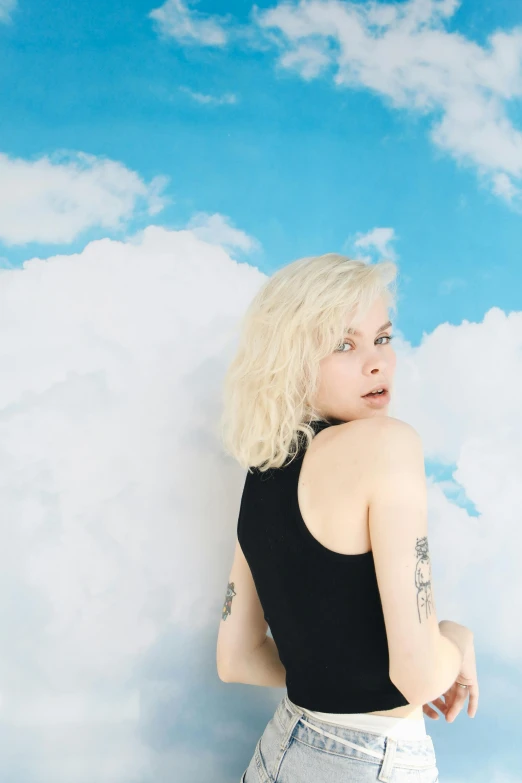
left=0, top=0, right=521, bottom=781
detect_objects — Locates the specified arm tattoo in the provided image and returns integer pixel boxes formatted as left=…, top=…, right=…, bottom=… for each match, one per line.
left=221, top=581, right=237, bottom=621
left=415, top=537, right=433, bottom=623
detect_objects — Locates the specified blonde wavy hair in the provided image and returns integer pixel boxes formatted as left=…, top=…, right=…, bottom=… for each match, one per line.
left=218, top=252, right=398, bottom=473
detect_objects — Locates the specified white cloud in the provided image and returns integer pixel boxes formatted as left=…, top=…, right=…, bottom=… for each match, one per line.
left=185, top=211, right=262, bottom=252
left=492, top=171, right=520, bottom=201
left=0, top=0, right=17, bottom=24
left=149, top=0, right=230, bottom=47
left=388, top=306, right=522, bottom=663
left=0, top=222, right=263, bottom=780
left=253, top=0, right=522, bottom=206
left=353, top=226, right=398, bottom=261
left=179, top=85, right=238, bottom=105
left=0, top=151, right=169, bottom=246
left=0, top=221, right=520, bottom=777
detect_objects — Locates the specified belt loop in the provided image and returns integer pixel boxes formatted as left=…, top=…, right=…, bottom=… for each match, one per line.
left=378, top=735, right=397, bottom=782
left=279, top=707, right=302, bottom=751
left=278, top=696, right=303, bottom=751
left=263, top=704, right=302, bottom=783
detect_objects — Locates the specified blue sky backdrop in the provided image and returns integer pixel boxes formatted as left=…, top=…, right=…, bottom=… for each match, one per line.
left=0, top=0, right=521, bottom=781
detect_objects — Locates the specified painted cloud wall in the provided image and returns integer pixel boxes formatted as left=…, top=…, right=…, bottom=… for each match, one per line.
left=0, top=1, right=521, bottom=781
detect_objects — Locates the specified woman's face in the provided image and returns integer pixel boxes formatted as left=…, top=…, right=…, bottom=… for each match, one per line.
left=312, top=296, right=396, bottom=423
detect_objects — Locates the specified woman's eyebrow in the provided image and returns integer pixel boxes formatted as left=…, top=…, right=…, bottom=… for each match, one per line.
left=344, top=320, right=392, bottom=336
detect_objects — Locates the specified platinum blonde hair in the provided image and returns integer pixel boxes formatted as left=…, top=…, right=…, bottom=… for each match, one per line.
left=218, top=252, right=398, bottom=472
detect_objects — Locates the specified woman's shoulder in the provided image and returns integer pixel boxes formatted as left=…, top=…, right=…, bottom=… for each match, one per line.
left=322, top=416, right=420, bottom=481
left=335, top=415, right=419, bottom=444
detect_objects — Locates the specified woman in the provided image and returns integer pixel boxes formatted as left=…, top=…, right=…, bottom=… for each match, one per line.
left=217, top=253, right=479, bottom=782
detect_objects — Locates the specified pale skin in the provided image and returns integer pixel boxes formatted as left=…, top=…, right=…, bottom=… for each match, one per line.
left=217, top=295, right=472, bottom=722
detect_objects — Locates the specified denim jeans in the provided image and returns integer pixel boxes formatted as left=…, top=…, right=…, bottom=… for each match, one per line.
left=240, top=694, right=439, bottom=782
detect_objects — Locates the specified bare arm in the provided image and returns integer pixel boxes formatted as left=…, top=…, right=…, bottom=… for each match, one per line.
left=216, top=538, right=286, bottom=687
left=219, top=635, right=287, bottom=687
left=357, top=417, right=466, bottom=705
left=409, top=626, right=463, bottom=705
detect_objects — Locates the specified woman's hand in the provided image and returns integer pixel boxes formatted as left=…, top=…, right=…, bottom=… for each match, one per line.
left=422, top=634, right=479, bottom=722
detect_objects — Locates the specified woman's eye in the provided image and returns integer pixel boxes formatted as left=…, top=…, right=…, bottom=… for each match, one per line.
left=336, top=335, right=394, bottom=353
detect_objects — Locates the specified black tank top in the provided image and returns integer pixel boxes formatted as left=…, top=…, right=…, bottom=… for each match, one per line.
left=237, top=419, right=409, bottom=713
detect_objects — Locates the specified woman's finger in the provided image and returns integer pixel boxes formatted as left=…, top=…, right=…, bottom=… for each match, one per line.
left=467, top=683, right=479, bottom=718
left=446, top=688, right=469, bottom=722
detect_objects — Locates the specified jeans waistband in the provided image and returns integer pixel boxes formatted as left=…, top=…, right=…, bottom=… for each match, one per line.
left=279, top=694, right=437, bottom=776
left=297, top=704, right=427, bottom=740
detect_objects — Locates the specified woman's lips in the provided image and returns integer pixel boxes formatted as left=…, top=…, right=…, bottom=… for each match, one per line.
left=361, top=389, right=390, bottom=407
